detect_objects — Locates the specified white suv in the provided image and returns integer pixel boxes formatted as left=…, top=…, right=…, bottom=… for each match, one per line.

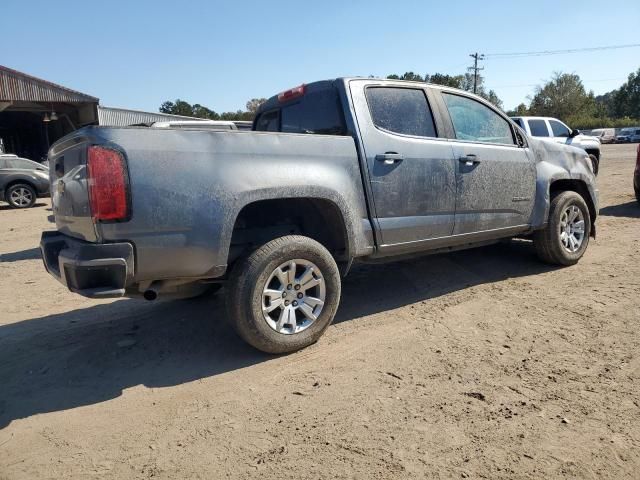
left=511, top=116, right=601, bottom=175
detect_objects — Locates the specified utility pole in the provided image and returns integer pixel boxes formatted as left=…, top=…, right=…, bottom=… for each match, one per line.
left=468, top=52, right=485, bottom=94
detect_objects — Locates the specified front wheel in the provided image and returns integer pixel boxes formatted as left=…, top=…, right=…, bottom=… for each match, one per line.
left=227, top=235, right=341, bottom=354
left=533, top=191, right=591, bottom=266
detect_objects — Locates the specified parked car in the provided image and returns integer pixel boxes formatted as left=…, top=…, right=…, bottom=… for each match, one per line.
left=635, top=144, right=640, bottom=204
left=616, top=127, right=640, bottom=143
left=41, top=78, right=598, bottom=353
left=591, top=128, right=616, bottom=144
left=0, top=154, right=49, bottom=208
left=511, top=116, right=602, bottom=175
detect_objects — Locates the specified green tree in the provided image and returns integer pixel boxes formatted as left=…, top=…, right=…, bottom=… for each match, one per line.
left=386, top=72, right=425, bottom=82
left=159, top=101, right=176, bottom=114
left=612, top=67, right=640, bottom=118
left=246, top=98, right=267, bottom=114
left=192, top=104, right=219, bottom=120
left=159, top=99, right=196, bottom=117
left=424, top=73, right=464, bottom=89
left=506, top=103, right=529, bottom=116
left=528, top=73, right=596, bottom=122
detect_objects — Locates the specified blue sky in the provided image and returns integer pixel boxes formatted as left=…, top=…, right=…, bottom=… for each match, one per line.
left=3, top=0, right=639, bottom=113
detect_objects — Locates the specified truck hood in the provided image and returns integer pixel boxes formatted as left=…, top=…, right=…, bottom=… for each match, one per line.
left=573, top=133, right=601, bottom=147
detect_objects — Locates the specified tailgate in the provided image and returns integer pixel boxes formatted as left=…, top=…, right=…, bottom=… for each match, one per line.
left=48, top=131, right=99, bottom=242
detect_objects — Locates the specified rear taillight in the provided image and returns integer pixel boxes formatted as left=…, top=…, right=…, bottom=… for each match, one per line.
left=278, top=84, right=305, bottom=103
left=87, top=146, right=129, bottom=222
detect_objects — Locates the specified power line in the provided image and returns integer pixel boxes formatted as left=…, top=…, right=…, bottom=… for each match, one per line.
left=488, top=77, right=628, bottom=90
left=485, top=43, right=640, bottom=58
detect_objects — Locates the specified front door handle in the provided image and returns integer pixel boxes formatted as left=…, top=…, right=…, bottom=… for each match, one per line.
left=375, top=152, right=404, bottom=165
left=458, top=154, right=480, bottom=166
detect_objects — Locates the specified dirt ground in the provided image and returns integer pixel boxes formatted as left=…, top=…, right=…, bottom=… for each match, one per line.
left=0, top=144, right=638, bottom=479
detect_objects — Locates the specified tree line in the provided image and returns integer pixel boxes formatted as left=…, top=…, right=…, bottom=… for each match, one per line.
left=159, top=98, right=267, bottom=121
left=160, top=66, right=640, bottom=129
left=386, top=71, right=503, bottom=109
left=387, top=68, right=640, bottom=129
left=509, top=68, right=640, bottom=129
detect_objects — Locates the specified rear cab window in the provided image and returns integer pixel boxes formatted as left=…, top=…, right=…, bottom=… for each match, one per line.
left=254, top=82, right=347, bottom=135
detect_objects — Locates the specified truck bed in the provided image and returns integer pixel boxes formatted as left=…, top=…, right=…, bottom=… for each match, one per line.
left=47, top=126, right=374, bottom=291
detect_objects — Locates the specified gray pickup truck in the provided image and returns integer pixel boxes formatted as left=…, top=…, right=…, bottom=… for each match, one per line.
left=41, top=78, right=598, bottom=353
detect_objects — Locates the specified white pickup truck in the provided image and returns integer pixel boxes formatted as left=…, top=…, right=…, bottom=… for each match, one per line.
left=511, top=116, right=601, bottom=175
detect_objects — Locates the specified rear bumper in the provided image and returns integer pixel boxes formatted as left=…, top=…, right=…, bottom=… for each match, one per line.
left=40, top=231, right=134, bottom=298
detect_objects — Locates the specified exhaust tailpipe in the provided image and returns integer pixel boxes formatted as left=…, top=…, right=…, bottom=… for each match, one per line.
left=143, top=281, right=161, bottom=301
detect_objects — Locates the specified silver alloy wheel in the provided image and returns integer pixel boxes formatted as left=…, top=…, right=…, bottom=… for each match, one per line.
left=10, top=187, right=33, bottom=207
left=262, top=259, right=326, bottom=335
left=559, top=204, right=585, bottom=253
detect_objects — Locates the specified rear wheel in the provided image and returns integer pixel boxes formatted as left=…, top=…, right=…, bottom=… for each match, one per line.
left=533, top=191, right=591, bottom=266
left=6, top=183, right=36, bottom=209
left=227, top=235, right=341, bottom=354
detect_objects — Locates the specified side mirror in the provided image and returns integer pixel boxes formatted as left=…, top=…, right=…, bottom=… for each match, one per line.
left=570, top=129, right=580, bottom=138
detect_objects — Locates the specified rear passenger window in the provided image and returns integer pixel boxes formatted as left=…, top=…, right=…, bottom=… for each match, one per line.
left=366, top=87, right=437, bottom=138
left=528, top=119, right=550, bottom=137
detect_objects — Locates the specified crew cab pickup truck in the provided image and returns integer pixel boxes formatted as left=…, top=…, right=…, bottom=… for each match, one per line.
left=510, top=116, right=602, bottom=175
left=41, top=78, right=599, bottom=353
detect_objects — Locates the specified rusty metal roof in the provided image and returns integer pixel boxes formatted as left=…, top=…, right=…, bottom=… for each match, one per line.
left=98, top=106, right=206, bottom=126
left=0, top=65, right=98, bottom=103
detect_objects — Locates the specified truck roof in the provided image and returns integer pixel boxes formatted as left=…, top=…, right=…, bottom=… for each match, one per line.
left=256, top=77, right=494, bottom=120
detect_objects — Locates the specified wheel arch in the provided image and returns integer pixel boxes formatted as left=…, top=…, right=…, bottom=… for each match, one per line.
left=227, top=195, right=354, bottom=272
left=584, top=148, right=599, bottom=159
left=549, top=179, right=597, bottom=237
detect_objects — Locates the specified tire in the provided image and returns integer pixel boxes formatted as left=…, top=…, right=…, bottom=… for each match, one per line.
left=6, top=183, right=36, bottom=209
left=588, top=154, right=599, bottom=176
left=227, top=235, right=341, bottom=354
left=533, top=191, right=591, bottom=266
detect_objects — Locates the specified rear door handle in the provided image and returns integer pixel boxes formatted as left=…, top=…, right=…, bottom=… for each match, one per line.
left=459, top=154, right=480, bottom=166
left=375, top=152, right=404, bottom=165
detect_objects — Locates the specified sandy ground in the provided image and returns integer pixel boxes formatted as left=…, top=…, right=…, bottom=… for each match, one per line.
left=0, top=143, right=638, bottom=479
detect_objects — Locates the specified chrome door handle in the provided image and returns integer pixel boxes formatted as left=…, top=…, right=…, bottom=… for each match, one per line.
left=459, top=154, right=480, bottom=166
left=375, top=152, right=404, bottom=165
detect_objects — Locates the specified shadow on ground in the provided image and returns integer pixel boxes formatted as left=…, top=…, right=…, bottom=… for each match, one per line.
left=0, top=202, right=47, bottom=211
left=0, top=247, right=41, bottom=262
left=0, top=239, right=552, bottom=428
left=599, top=201, right=640, bottom=218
